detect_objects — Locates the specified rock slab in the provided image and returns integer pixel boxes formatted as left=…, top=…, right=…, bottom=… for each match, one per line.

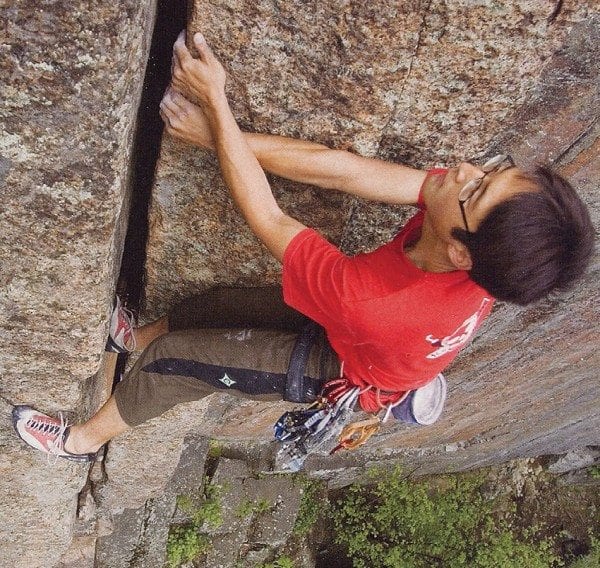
left=0, top=1, right=158, bottom=566
left=144, top=1, right=599, bottom=470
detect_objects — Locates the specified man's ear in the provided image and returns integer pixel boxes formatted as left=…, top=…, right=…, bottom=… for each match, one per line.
left=447, top=240, right=473, bottom=271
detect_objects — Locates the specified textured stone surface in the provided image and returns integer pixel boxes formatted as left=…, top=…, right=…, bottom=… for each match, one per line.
left=145, top=1, right=596, bottom=315
left=0, top=1, right=156, bottom=406
left=198, top=457, right=304, bottom=568
left=94, top=435, right=208, bottom=568
left=142, top=1, right=599, bottom=470
left=0, top=1, right=158, bottom=567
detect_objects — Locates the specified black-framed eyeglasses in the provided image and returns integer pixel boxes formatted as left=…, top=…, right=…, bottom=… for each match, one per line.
left=458, top=154, right=515, bottom=233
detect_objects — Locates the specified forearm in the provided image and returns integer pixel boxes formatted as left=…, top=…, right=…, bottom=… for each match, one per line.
left=244, top=132, right=425, bottom=205
left=177, top=121, right=424, bottom=204
left=245, top=133, right=342, bottom=187
left=185, top=128, right=348, bottom=190
left=207, top=100, right=305, bottom=261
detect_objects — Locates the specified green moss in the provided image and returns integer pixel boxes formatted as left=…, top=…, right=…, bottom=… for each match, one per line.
left=192, top=482, right=224, bottom=529
left=166, top=524, right=210, bottom=568
left=165, top=479, right=225, bottom=566
left=175, top=494, right=193, bottom=511
left=293, top=478, right=328, bottom=537
left=587, top=465, right=600, bottom=479
left=260, top=556, right=295, bottom=568
left=236, top=497, right=273, bottom=519
left=207, top=439, right=223, bottom=459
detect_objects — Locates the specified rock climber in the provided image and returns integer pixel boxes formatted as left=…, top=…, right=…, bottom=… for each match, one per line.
left=12, top=31, right=594, bottom=463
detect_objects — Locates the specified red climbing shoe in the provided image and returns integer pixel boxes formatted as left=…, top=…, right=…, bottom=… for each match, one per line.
left=12, top=405, right=97, bottom=463
left=105, top=296, right=136, bottom=353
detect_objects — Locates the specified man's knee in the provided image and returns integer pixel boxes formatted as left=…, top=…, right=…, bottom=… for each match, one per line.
left=141, top=330, right=187, bottom=361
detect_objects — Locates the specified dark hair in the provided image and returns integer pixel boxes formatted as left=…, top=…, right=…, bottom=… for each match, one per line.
left=452, top=165, right=595, bottom=305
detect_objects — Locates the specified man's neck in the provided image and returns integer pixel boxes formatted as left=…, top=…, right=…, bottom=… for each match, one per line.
left=405, top=220, right=458, bottom=273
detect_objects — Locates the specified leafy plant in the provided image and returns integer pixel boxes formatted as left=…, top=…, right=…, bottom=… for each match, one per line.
left=191, top=482, right=224, bottom=529
left=236, top=497, right=272, bottom=518
left=587, top=465, right=600, bottom=479
left=261, top=555, right=295, bottom=568
left=207, top=439, right=223, bottom=459
left=331, top=467, right=563, bottom=568
left=166, top=524, right=209, bottom=568
left=166, top=479, right=225, bottom=566
left=293, top=478, right=327, bottom=536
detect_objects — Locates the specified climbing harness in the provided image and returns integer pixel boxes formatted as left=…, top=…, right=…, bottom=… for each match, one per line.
left=274, top=373, right=447, bottom=472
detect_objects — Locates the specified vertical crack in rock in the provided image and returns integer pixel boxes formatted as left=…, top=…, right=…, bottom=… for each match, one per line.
left=117, top=0, right=187, bottom=312
left=343, top=3, right=435, bottom=256
left=375, top=0, right=433, bottom=155
left=82, top=0, right=187, bottom=545
left=129, top=499, right=153, bottom=566
left=548, top=0, right=564, bottom=24
left=398, top=0, right=432, bottom=97
left=554, top=115, right=600, bottom=165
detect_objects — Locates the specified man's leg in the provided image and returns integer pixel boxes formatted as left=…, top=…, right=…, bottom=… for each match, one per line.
left=134, top=316, right=169, bottom=351
left=65, top=395, right=127, bottom=454
left=111, top=326, right=334, bottom=427
left=15, top=325, right=339, bottom=460
left=130, top=286, right=306, bottom=352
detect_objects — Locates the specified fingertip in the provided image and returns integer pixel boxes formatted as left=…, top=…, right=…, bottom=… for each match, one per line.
left=173, top=30, right=188, bottom=55
left=194, top=32, right=205, bottom=46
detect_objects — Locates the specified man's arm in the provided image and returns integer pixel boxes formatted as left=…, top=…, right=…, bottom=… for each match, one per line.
left=170, top=32, right=305, bottom=262
left=245, top=133, right=426, bottom=205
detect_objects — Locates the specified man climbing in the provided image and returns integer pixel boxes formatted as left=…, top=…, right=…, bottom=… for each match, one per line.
left=12, top=31, right=594, bottom=463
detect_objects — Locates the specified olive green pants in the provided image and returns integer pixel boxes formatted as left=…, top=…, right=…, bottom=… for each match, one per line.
left=113, top=287, right=340, bottom=426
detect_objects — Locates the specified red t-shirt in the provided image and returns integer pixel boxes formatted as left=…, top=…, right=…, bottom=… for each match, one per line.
left=282, top=170, right=495, bottom=412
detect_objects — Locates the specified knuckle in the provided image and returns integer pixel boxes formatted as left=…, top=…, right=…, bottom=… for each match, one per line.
left=180, top=59, right=194, bottom=73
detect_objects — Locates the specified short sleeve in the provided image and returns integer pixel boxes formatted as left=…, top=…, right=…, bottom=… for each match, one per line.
left=282, top=229, right=352, bottom=333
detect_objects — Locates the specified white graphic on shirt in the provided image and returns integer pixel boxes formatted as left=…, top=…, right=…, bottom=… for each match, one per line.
left=425, top=298, right=491, bottom=359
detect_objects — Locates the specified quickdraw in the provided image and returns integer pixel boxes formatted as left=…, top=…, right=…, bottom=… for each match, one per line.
left=274, top=375, right=406, bottom=471
left=274, top=379, right=362, bottom=471
left=330, top=416, right=381, bottom=454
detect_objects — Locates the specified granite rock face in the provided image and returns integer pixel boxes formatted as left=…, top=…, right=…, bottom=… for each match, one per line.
left=1, top=1, right=599, bottom=567
left=1, top=1, right=156, bottom=406
left=144, top=0, right=599, bottom=468
left=0, top=1, right=158, bottom=567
